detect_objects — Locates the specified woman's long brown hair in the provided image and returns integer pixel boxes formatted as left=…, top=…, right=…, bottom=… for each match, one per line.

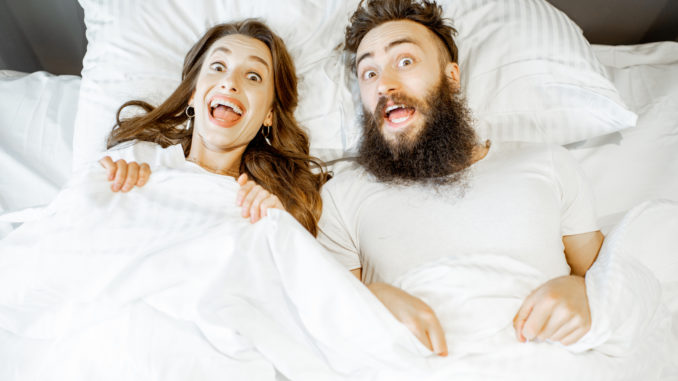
left=107, top=19, right=329, bottom=236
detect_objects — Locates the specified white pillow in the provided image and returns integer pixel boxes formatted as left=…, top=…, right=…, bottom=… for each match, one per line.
left=0, top=70, right=79, bottom=210
left=568, top=42, right=678, bottom=230
left=73, top=0, right=636, bottom=169
left=443, top=0, right=637, bottom=144
left=73, top=0, right=362, bottom=169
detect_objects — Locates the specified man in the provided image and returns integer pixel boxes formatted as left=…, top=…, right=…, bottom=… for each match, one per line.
left=317, top=0, right=604, bottom=357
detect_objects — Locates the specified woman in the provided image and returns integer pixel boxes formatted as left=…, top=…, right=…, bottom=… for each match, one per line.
left=100, top=19, right=328, bottom=235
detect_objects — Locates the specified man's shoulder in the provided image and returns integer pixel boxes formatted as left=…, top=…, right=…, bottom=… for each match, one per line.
left=324, top=159, right=368, bottom=189
left=322, top=159, right=391, bottom=205
left=489, top=141, right=566, bottom=163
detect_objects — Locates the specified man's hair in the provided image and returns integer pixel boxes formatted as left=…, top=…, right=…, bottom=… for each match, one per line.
left=344, top=0, right=459, bottom=70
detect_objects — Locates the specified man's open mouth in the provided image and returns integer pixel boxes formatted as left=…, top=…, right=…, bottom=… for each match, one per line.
left=383, top=104, right=416, bottom=125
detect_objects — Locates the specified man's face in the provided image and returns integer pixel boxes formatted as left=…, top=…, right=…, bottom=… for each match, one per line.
left=355, top=20, right=460, bottom=145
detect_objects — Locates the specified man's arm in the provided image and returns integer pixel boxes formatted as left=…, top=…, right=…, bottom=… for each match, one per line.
left=563, top=230, right=604, bottom=276
left=513, top=230, right=604, bottom=345
left=349, top=268, right=448, bottom=356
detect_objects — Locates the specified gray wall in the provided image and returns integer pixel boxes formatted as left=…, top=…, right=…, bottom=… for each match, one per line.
left=548, top=0, right=678, bottom=45
left=0, top=0, right=676, bottom=76
left=0, top=0, right=85, bottom=75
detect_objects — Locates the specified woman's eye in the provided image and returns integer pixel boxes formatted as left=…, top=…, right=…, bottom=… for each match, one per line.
left=210, top=62, right=226, bottom=72
left=247, top=73, right=262, bottom=82
left=398, top=57, right=414, bottom=67
left=362, top=70, right=377, bottom=81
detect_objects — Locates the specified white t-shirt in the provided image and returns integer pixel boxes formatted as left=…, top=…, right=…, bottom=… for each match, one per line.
left=317, top=142, right=599, bottom=284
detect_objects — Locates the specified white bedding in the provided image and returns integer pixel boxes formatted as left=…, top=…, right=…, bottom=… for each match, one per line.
left=1, top=10, right=677, bottom=380
left=0, top=150, right=675, bottom=380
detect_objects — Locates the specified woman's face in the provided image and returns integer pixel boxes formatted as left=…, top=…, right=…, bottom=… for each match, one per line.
left=189, top=34, right=275, bottom=153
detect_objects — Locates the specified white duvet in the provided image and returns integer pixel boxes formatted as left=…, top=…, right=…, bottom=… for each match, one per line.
left=0, top=161, right=676, bottom=381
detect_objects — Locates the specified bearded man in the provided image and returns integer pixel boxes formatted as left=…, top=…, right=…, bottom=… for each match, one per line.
left=317, top=0, right=605, bottom=357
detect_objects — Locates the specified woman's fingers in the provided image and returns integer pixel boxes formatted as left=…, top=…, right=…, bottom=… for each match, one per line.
left=249, top=188, right=271, bottom=222
left=236, top=177, right=285, bottom=223
left=259, top=195, right=282, bottom=217
left=237, top=173, right=249, bottom=186
left=99, top=157, right=151, bottom=192
left=99, top=156, right=116, bottom=181
left=121, top=163, right=139, bottom=192
left=111, top=160, right=128, bottom=192
left=137, top=163, right=151, bottom=186
left=241, top=184, right=263, bottom=218
left=236, top=180, right=255, bottom=207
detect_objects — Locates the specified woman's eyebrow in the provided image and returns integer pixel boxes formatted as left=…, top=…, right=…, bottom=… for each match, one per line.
left=210, top=47, right=270, bottom=71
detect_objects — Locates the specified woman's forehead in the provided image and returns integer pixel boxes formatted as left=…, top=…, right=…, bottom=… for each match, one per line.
left=207, top=34, right=273, bottom=67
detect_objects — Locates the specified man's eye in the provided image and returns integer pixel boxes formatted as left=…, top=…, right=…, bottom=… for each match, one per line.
left=247, top=73, right=262, bottom=82
left=362, top=70, right=377, bottom=81
left=398, top=57, right=414, bottom=67
left=210, top=62, right=226, bottom=72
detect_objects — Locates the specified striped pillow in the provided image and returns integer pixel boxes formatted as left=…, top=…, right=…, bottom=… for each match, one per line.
left=445, top=0, right=637, bottom=144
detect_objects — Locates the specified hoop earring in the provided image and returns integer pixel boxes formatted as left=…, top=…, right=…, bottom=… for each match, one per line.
left=185, top=105, right=195, bottom=130
left=261, top=125, right=272, bottom=145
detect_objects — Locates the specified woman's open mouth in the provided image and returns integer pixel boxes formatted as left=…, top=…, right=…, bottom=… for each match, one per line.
left=208, top=97, right=245, bottom=127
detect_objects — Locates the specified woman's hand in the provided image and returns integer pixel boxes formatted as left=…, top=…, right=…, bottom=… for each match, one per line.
left=513, top=275, right=591, bottom=346
left=236, top=173, right=285, bottom=223
left=99, top=156, right=151, bottom=192
left=368, top=282, right=448, bottom=357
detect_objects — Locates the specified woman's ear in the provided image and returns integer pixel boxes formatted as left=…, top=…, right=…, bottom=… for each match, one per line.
left=264, top=109, right=274, bottom=127
left=444, top=62, right=461, bottom=90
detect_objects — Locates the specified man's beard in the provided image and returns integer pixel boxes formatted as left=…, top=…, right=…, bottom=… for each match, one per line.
left=357, top=75, right=478, bottom=186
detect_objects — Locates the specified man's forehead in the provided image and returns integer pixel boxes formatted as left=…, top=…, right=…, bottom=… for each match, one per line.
left=357, top=20, right=437, bottom=57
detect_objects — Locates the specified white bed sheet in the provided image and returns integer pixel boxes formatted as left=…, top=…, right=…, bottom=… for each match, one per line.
left=0, top=151, right=674, bottom=380
left=0, top=42, right=677, bottom=378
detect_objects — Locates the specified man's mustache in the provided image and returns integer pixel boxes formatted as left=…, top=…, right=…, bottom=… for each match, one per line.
left=371, top=92, right=424, bottom=120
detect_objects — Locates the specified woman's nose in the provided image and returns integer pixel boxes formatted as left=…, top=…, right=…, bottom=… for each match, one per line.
left=219, top=74, right=239, bottom=93
left=219, top=83, right=238, bottom=93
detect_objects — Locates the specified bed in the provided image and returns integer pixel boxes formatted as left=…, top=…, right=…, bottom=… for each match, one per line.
left=0, top=0, right=676, bottom=379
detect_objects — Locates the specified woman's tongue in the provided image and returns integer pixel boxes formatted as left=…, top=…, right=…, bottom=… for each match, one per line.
left=213, top=105, right=241, bottom=122
left=388, top=107, right=414, bottom=124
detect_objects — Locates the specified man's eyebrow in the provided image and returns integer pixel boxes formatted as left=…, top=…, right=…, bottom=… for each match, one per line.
left=210, top=47, right=270, bottom=71
left=355, top=38, right=418, bottom=68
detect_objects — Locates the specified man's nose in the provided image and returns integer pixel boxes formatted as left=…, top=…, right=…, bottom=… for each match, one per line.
left=377, top=68, right=399, bottom=97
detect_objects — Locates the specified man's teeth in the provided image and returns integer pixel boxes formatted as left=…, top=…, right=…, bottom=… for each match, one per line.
left=391, top=116, right=409, bottom=123
left=385, top=104, right=406, bottom=114
left=209, top=99, right=243, bottom=115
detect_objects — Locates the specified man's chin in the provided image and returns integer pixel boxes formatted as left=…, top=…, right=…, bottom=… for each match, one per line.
left=381, top=124, right=421, bottom=152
